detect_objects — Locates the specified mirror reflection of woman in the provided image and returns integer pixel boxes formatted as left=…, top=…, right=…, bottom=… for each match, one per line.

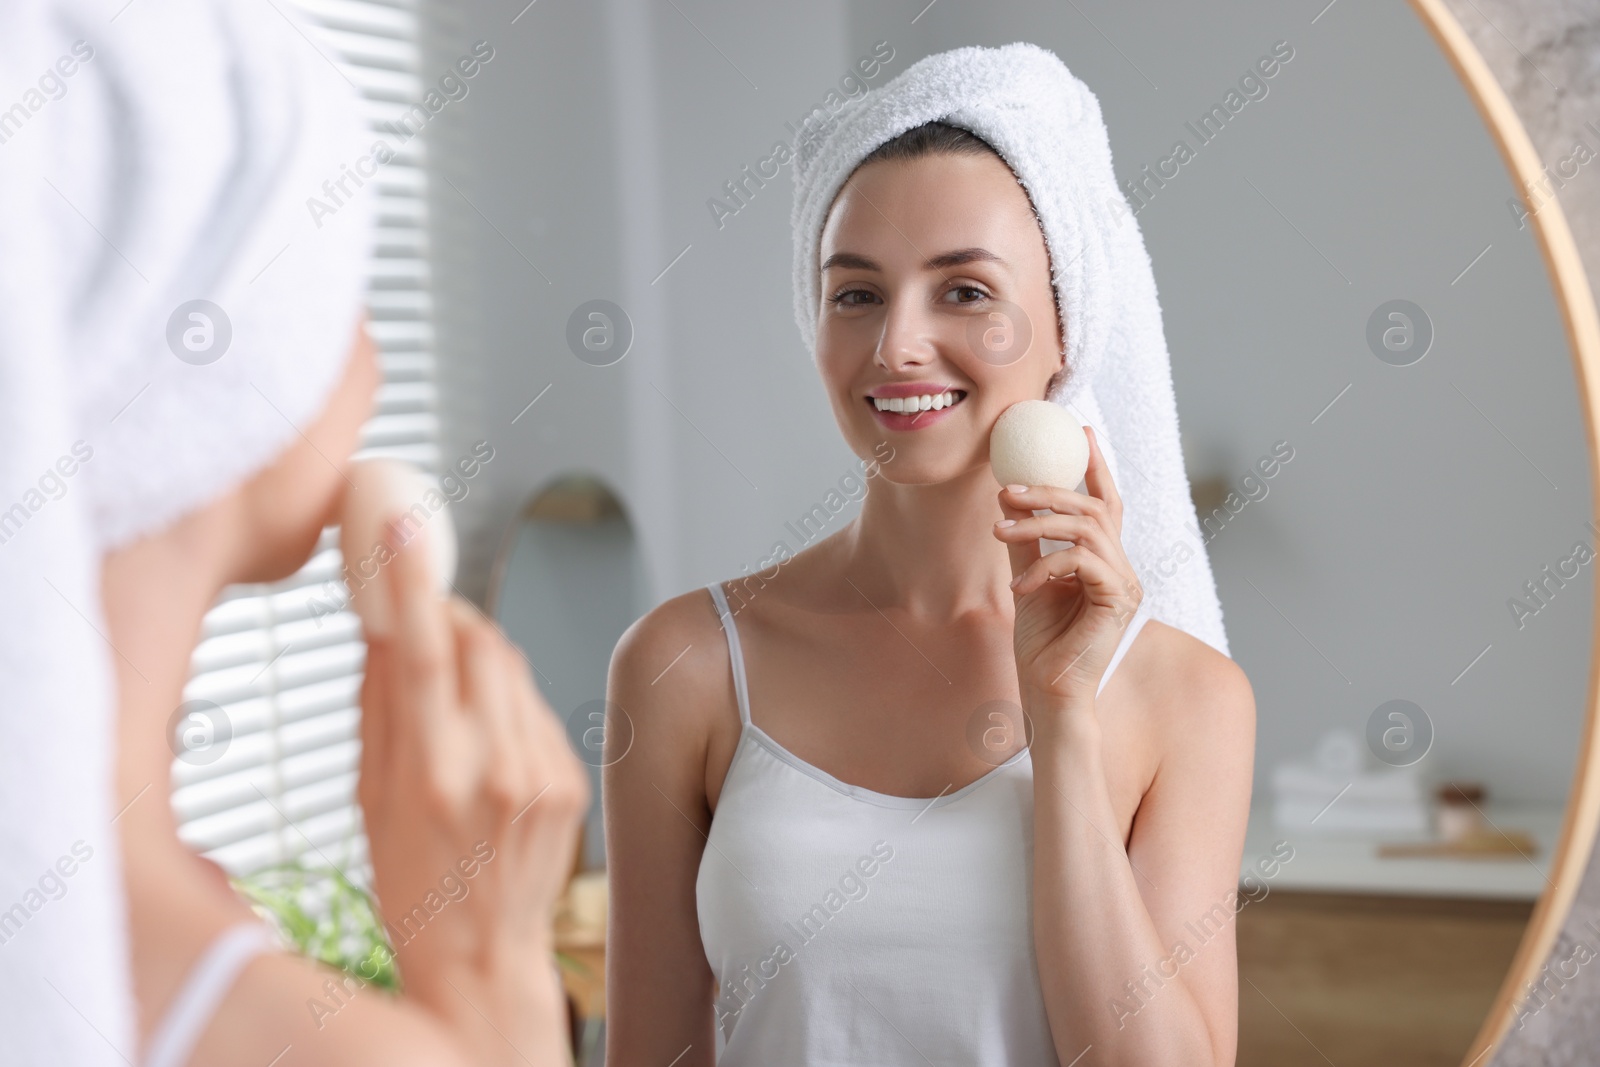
left=606, top=44, right=1254, bottom=1067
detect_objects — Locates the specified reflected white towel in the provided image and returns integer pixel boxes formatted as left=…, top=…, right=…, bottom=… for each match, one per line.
left=790, top=42, right=1229, bottom=657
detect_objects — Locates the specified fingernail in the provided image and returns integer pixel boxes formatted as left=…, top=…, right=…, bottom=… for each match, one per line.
left=1009, top=574, right=1022, bottom=589
left=995, top=519, right=1016, bottom=528
left=1006, top=484, right=1028, bottom=494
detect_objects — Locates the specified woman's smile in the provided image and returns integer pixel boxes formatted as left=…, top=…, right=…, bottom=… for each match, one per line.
left=864, top=382, right=970, bottom=430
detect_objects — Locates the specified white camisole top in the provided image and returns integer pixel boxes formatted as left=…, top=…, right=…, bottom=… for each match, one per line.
left=696, top=581, right=1151, bottom=1066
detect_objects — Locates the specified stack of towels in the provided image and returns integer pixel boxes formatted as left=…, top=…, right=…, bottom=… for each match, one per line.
left=1272, top=728, right=1429, bottom=833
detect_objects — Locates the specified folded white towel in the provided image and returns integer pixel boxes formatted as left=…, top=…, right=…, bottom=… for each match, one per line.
left=1272, top=762, right=1427, bottom=804
left=790, top=42, right=1228, bottom=657
left=1274, top=798, right=1431, bottom=834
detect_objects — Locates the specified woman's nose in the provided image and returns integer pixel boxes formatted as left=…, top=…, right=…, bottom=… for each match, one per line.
left=874, top=299, right=936, bottom=372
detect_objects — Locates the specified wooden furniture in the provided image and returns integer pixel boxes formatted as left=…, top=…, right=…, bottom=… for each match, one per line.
left=1234, top=803, right=1558, bottom=1065
left=555, top=869, right=608, bottom=1064
left=1238, top=892, right=1532, bottom=1067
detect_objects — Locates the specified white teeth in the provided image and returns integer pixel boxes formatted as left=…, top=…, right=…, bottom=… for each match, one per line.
left=873, top=390, right=962, bottom=413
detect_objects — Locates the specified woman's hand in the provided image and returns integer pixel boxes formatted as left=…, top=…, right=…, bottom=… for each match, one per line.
left=992, top=425, right=1143, bottom=716
left=357, top=517, right=591, bottom=1066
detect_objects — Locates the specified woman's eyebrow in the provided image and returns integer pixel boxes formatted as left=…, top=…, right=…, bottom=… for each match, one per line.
left=821, top=247, right=1007, bottom=272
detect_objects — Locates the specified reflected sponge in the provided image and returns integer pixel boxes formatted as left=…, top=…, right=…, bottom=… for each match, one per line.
left=339, top=458, right=458, bottom=636
left=989, top=400, right=1090, bottom=490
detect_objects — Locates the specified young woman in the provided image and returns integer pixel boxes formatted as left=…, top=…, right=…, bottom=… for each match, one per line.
left=7, top=3, right=590, bottom=1063
left=107, top=323, right=590, bottom=1067
left=605, top=45, right=1254, bottom=1067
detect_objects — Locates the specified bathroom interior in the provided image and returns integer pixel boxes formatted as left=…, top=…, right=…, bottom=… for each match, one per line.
left=169, top=1, right=1600, bottom=1064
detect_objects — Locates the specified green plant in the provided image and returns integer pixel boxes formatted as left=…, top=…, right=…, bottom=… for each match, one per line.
left=233, top=859, right=400, bottom=991
left=232, top=857, right=590, bottom=990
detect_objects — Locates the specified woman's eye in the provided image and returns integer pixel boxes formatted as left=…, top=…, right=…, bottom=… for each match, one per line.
left=829, top=288, right=874, bottom=307
left=827, top=286, right=989, bottom=307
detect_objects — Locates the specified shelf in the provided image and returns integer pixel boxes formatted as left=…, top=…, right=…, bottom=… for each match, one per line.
left=1238, top=802, right=1564, bottom=900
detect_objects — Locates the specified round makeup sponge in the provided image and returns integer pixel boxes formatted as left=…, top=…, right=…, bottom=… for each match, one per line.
left=989, top=400, right=1090, bottom=490
left=339, top=458, right=458, bottom=636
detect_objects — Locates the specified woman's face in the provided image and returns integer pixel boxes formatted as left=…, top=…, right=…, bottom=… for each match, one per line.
left=815, top=150, right=1065, bottom=485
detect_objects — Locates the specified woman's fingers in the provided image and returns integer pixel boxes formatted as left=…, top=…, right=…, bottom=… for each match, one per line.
left=996, top=488, right=1042, bottom=581
left=1081, top=425, right=1125, bottom=532
left=357, top=528, right=593, bottom=1006
left=998, top=457, right=1123, bottom=540
left=385, top=518, right=457, bottom=740
left=453, top=601, right=499, bottom=712
left=453, top=601, right=528, bottom=818
left=498, top=638, right=543, bottom=747
left=995, top=434, right=1123, bottom=586
left=994, top=512, right=1113, bottom=560
left=1011, top=544, right=1123, bottom=600
left=511, top=648, right=591, bottom=834
left=528, top=685, right=592, bottom=818
left=513, top=655, right=588, bottom=821
left=500, top=641, right=552, bottom=816
left=1000, top=483, right=1109, bottom=523
left=357, top=640, right=392, bottom=816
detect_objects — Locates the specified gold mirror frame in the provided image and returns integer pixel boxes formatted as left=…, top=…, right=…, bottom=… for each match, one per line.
left=1407, top=0, right=1600, bottom=1061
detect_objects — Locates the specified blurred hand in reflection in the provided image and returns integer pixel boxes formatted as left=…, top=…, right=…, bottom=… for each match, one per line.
left=359, top=518, right=591, bottom=1063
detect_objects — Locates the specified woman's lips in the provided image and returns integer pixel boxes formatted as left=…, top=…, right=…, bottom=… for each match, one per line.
left=864, top=389, right=968, bottom=431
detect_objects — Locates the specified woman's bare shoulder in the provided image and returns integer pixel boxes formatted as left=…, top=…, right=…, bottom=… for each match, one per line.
left=1125, top=619, right=1255, bottom=826
left=610, top=583, right=735, bottom=693
left=1135, top=619, right=1255, bottom=741
left=607, top=582, right=743, bottom=754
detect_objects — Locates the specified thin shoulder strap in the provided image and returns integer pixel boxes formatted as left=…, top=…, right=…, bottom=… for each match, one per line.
left=1097, top=609, right=1150, bottom=698
left=142, top=921, right=279, bottom=1067
left=706, top=581, right=753, bottom=727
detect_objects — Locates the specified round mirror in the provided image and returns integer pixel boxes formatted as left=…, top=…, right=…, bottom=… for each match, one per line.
left=442, top=1, right=1600, bottom=1062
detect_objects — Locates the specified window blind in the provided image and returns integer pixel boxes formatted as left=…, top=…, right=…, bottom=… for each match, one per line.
left=170, top=0, right=437, bottom=879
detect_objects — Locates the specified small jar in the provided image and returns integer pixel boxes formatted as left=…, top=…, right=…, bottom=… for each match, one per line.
left=1435, top=782, right=1485, bottom=841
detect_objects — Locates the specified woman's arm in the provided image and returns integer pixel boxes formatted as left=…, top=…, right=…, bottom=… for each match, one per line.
left=1029, top=646, right=1254, bottom=1067
left=192, top=931, right=564, bottom=1067
left=110, top=513, right=588, bottom=1067
left=603, top=593, right=726, bottom=1066
left=118, top=829, right=485, bottom=1067
left=993, top=426, right=1255, bottom=1067
left=354, top=525, right=590, bottom=1067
